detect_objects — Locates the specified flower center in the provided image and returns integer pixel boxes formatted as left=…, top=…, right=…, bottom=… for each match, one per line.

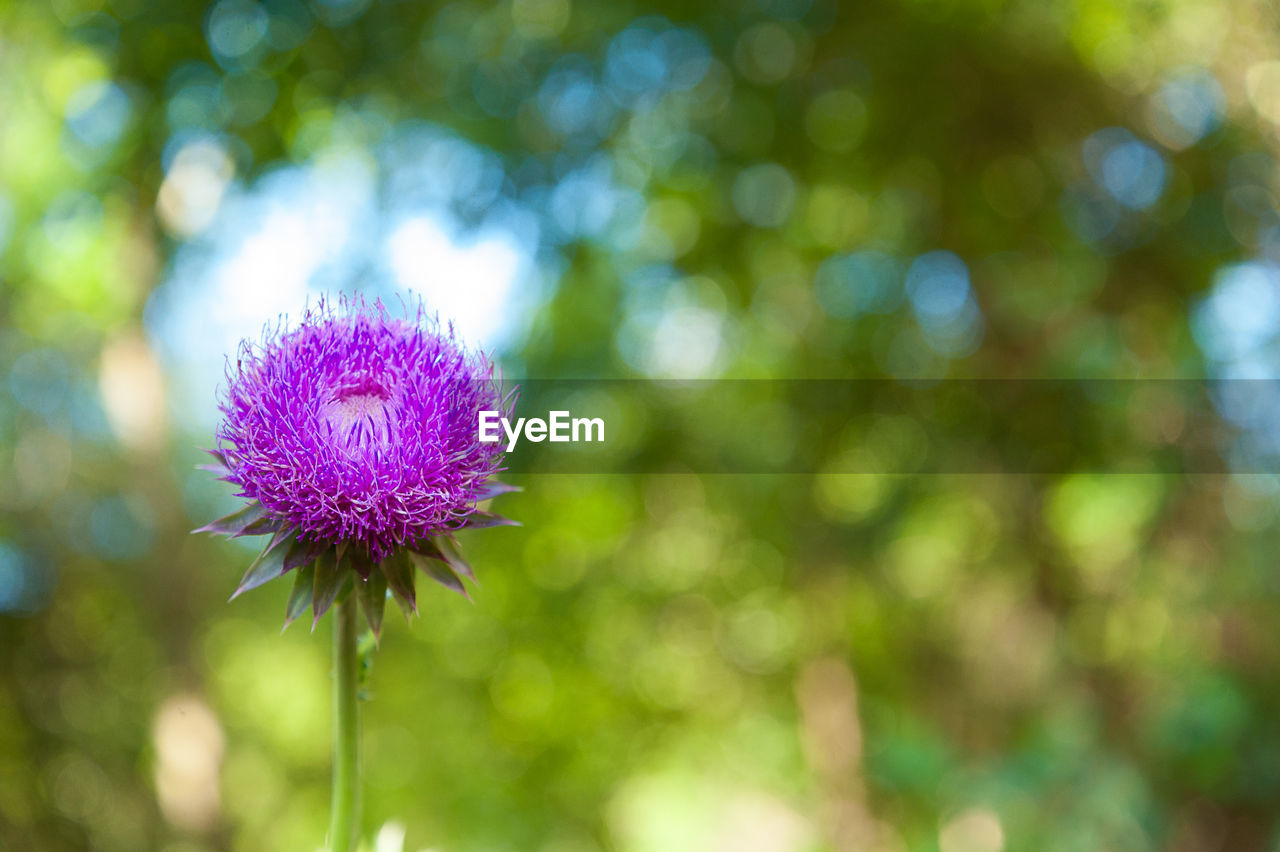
left=321, top=380, right=394, bottom=451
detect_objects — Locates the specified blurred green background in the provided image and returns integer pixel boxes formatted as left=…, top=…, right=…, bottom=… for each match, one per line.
left=4, top=0, right=1280, bottom=849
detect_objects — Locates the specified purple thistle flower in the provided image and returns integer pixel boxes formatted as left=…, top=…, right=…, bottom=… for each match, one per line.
left=196, top=297, right=518, bottom=631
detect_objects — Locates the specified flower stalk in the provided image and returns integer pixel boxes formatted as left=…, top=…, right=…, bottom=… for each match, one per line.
left=329, top=594, right=360, bottom=852
left=194, top=298, right=522, bottom=849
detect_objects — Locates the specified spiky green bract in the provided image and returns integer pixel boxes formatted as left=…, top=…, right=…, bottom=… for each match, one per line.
left=200, top=491, right=519, bottom=635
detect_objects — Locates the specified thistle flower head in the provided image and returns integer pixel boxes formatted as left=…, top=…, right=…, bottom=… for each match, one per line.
left=197, top=297, right=518, bottom=632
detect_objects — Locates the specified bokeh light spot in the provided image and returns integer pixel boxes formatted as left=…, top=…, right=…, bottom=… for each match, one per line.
left=64, top=80, right=132, bottom=151
left=205, top=0, right=270, bottom=70
left=732, top=163, right=796, bottom=228
left=804, top=89, right=867, bottom=154
left=1147, top=69, right=1224, bottom=149
left=1084, top=128, right=1166, bottom=210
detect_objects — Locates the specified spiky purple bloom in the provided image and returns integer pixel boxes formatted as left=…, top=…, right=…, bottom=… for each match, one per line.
left=218, top=300, right=506, bottom=559
left=198, top=298, right=518, bottom=629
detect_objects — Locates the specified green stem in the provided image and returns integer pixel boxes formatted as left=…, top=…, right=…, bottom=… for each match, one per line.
left=329, top=596, right=360, bottom=852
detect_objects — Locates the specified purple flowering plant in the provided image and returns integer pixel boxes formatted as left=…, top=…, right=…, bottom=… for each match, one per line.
left=196, top=296, right=518, bottom=851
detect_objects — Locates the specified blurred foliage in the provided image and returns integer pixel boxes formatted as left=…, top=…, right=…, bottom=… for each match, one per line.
left=4, top=0, right=1280, bottom=850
